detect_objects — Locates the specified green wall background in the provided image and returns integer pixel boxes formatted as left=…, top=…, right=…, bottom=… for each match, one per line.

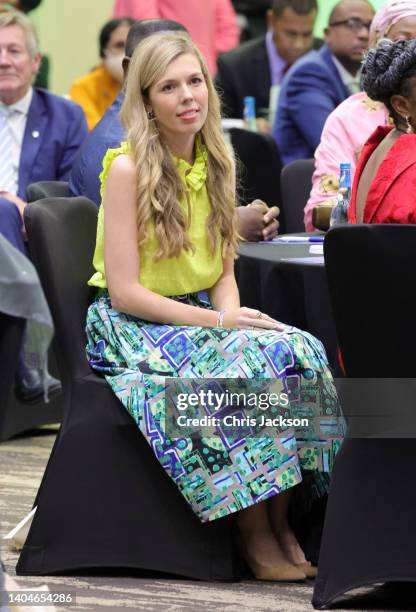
left=30, top=0, right=114, bottom=95
left=29, top=0, right=388, bottom=95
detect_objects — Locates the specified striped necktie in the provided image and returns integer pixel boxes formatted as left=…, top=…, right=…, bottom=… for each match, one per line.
left=0, top=105, right=16, bottom=194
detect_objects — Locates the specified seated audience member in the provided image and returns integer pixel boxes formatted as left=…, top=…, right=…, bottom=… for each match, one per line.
left=273, top=0, right=375, bottom=166
left=0, top=1, right=49, bottom=88
left=85, top=30, right=342, bottom=581
left=349, top=38, right=416, bottom=224
left=69, top=19, right=279, bottom=242
left=216, top=0, right=319, bottom=131
left=0, top=11, right=87, bottom=399
left=111, top=0, right=239, bottom=74
left=0, top=11, right=87, bottom=253
left=304, top=0, right=416, bottom=231
left=70, top=17, right=134, bottom=131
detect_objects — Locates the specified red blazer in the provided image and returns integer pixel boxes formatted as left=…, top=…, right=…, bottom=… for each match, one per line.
left=349, top=125, right=416, bottom=224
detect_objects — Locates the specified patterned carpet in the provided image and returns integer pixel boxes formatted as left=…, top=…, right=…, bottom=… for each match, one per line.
left=1, top=428, right=416, bottom=611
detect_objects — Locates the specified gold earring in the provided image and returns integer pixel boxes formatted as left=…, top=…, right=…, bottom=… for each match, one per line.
left=406, top=115, right=414, bottom=134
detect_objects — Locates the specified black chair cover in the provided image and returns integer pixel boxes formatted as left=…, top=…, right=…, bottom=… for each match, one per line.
left=280, top=159, right=314, bottom=234
left=17, top=197, right=241, bottom=580
left=26, top=181, right=70, bottom=203
left=229, top=128, right=284, bottom=232
left=313, top=224, right=416, bottom=608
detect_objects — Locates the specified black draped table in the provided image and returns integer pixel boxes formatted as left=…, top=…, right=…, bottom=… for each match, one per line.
left=235, top=239, right=340, bottom=373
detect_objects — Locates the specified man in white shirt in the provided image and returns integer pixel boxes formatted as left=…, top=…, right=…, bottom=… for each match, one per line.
left=0, top=11, right=87, bottom=254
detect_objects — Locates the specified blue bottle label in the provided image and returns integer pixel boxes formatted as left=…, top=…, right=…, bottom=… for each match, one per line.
left=243, top=96, right=257, bottom=132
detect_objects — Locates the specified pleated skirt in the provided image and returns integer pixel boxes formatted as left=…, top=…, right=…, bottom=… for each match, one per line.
left=86, top=291, right=343, bottom=522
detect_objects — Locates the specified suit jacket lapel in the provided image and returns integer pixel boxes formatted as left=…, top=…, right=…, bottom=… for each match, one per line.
left=18, top=89, right=48, bottom=199
left=320, top=46, right=350, bottom=101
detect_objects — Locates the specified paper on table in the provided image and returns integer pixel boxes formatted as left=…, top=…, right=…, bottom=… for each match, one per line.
left=276, top=235, right=324, bottom=243
left=280, top=256, right=325, bottom=265
left=221, top=118, right=245, bottom=130
left=309, top=244, right=323, bottom=255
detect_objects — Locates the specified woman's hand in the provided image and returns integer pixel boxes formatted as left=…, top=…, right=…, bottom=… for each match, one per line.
left=222, top=307, right=285, bottom=331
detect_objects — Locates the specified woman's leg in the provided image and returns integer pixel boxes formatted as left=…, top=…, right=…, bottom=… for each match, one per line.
left=268, top=489, right=306, bottom=564
left=237, top=498, right=306, bottom=581
left=268, top=489, right=318, bottom=576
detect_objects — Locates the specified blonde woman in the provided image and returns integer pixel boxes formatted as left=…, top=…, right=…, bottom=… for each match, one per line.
left=86, top=31, right=341, bottom=582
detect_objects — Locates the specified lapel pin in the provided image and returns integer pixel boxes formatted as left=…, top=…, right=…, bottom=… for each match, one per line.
left=32, top=130, right=40, bottom=138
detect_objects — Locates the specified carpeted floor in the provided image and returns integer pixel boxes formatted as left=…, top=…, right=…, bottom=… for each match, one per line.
left=1, top=428, right=416, bottom=612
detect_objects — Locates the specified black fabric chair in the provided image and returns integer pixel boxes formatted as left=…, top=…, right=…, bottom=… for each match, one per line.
left=229, top=128, right=285, bottom=232
left=280, top=159, right=314, bottom=234
left=17, top=197, right=241, bottom=580
left=313, top=225, right=416, bottom=609
left=26, top=181, right=70, bottom=202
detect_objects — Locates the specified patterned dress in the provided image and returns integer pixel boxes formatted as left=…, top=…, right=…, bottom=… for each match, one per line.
left=86, top=146, right=343, bottom=523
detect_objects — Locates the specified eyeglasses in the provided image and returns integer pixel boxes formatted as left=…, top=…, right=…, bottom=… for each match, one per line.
left=329, top=17, right=372, bottom=32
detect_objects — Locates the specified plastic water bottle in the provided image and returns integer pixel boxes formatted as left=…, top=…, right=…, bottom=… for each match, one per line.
left=330, top=162, right=351, bottom=227
left=243, top=96, right=257, bottom=132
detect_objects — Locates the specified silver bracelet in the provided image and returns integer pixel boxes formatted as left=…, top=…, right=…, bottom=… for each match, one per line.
left=217, top=309, right=225, bottom=327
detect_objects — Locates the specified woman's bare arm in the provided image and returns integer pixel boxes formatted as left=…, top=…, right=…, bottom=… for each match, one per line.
left=208, top=257, right=240, bottom=311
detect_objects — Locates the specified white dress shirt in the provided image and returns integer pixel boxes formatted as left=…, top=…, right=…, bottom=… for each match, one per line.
left=331, top=55, right=361, bottom=95
left=0, top=87, right=33, bottom=195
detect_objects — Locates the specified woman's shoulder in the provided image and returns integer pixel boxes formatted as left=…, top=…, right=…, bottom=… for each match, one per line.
left=99, top=142, right=134, bottom=196
left=324, top=94, right=387, bottom=137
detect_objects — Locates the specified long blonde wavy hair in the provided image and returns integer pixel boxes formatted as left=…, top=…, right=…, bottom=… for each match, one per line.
left=119, top=31, right=239, bottom=261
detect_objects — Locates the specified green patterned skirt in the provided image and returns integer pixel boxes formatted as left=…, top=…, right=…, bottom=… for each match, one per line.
left=86, top=291, right=343, bottom=522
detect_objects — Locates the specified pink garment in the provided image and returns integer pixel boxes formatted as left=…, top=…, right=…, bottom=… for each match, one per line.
left=304, top=92, right=389, bottom=231
left=369, top=0, right=416, bottom=44
left=112, top=0, right=239, bottom=74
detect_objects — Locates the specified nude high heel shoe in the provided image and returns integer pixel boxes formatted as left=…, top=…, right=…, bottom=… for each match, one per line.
left=241, top=544, right=307, bottom=582
left=296, top=561, right=318, bottom=578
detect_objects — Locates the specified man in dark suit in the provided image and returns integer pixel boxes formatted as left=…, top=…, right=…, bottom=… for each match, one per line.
left=273, top=0, right=375, bottom=165
left=0, top=10, right=87, bottom=399
left=215, top=0, right=319, bottom=128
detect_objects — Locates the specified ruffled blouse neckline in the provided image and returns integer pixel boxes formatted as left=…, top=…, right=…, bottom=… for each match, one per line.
left=173, top=137, right=208, bottom=192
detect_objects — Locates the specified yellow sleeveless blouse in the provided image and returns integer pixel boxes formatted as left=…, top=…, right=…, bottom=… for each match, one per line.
left=88, top=140, right=223, bottom=296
